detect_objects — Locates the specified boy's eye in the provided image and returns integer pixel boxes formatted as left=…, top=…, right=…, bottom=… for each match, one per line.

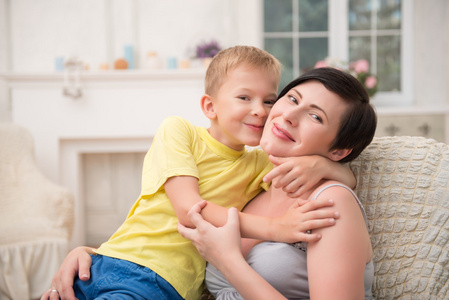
left=238, top=96, right=250, bottom=101
left=264, top=99, right=276, bottom=106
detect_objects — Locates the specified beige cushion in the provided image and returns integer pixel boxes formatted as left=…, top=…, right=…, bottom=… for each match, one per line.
left=349, top=136, right=449, bottom=299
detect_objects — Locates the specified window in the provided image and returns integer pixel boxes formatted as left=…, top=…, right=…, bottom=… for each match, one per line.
left=263, top=0, right=413, bottom=106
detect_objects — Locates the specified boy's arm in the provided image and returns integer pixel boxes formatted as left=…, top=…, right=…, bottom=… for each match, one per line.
left=264, top=155, right=356, bottom=198
left=165, top=175, right=338, bottom=242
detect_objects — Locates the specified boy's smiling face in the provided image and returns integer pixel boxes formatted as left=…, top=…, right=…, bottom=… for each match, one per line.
left=205, top=63, right=279, bottom=151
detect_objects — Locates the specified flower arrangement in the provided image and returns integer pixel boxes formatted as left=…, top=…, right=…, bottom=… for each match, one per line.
left=195, top=40, right=222, bottom=58
left=314, top=57, right=378, bottom=97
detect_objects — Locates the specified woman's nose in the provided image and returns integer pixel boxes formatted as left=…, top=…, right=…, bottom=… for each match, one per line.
left=282, top=109, right=297, bottom=126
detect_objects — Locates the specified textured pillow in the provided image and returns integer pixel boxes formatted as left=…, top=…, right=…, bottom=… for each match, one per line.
left=349, top=136, right=449, bottom=299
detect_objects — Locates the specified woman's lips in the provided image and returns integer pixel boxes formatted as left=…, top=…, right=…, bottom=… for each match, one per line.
left=272, top=123, right=295, bottom=142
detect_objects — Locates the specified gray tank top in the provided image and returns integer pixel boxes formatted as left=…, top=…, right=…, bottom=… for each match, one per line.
left=205, top=183, right=375, bottom=300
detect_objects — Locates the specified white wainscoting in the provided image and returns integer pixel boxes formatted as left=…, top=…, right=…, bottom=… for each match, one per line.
left=82, top=152, right=147, bottom=247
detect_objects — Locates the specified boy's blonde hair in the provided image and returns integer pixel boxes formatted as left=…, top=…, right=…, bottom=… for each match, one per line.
left=205, top=45, right=281, bottom=96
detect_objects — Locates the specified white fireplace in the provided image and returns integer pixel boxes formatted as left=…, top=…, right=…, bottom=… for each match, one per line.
left=6, top=70, right=209, bottom=248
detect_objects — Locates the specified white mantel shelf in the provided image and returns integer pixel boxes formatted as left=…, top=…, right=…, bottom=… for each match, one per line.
left=0, top=69, right=206, bottom=85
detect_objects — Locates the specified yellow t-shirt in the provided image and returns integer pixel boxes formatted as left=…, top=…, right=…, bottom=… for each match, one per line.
left=96, top=116, right=271, bottom=300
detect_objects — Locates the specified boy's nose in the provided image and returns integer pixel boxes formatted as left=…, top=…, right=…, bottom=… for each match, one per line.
left=252, top=102, right=268, bottom=117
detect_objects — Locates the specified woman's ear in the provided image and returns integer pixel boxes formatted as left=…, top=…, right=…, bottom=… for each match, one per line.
left=200, top=94, right=216, bottom=120
left=328, top=148, right=352, bottom=161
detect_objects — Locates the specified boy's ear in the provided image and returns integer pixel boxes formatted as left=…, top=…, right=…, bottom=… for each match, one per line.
left=328, top=148, right=352, bottom=161
left=200, top=94, right=217, bottom=120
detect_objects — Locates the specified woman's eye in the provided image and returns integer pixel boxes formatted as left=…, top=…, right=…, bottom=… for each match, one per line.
left=312, top=114, right=323, bottom=123
left=238, top=96, right=250, bottom=101
left=288, top=95, right=298, bottom=104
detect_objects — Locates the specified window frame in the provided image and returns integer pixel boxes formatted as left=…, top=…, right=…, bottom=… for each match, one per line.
left=261, top=0, right=414, bottom=107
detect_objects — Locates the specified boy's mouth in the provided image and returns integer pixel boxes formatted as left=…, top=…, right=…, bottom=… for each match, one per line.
left=246, top=123, right=264, bottom=131
left=272, top=123, right=295, bottom=142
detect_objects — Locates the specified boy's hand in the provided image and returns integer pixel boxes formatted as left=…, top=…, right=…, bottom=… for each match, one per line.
left=264, top=155, right=328, bottom=198
left=270, top=198, right=339, bottom=243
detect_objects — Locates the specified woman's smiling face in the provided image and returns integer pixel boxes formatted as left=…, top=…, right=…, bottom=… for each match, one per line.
left=260, top=80, right=349, bottom=160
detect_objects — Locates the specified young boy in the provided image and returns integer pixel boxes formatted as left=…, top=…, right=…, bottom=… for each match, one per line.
left=44, top=46, right=354, bottom=300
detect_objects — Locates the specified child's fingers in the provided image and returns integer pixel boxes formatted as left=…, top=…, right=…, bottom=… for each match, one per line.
left=303, top=218, right=337, bottom=233
left=263, top=166, right=282, bottom=183
left=298, top=198, right=336, bottom=213
left=264, top=156, right=293, bottom=184
left=295, top=232, right=322, bottom=243
left=268, top=154, right=288, bottom=166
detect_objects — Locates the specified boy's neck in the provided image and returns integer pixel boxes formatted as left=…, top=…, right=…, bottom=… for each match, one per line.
left=206, top=127, right=245, bottom=151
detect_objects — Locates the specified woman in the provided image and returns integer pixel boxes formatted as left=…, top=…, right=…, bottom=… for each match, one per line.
left=178, top=67, right=377, bottom=299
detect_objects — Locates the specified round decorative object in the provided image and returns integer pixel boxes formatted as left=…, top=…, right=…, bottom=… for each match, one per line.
left=114, top=58, right=128, bottom=70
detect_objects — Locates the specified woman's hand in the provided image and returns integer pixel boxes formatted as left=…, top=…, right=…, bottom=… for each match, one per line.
left=177, top=200, right=243, bottom=269
left=40, top=246, right=94, bottom=300
left=179, top=201, right=288, bottom=300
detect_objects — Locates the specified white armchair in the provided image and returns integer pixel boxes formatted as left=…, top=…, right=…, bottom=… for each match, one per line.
left=0, top=123, right=74, bottom=300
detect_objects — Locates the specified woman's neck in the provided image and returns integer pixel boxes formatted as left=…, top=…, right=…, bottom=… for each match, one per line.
left=265, top=186, right=300, bottom=217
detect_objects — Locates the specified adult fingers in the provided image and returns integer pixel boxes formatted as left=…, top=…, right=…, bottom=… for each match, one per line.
left=177, top=222, right=194, bottom=240
left=226, top=207, right=240, bottom=230
left=187, top=200, right=209, bottom=228
left=77, top=255, right=92, bottom=281
left=40, top=289, right=51, bottom=300
left=41, top=287, right=64, bottom=300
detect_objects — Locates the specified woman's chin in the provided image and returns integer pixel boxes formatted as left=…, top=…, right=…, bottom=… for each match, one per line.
left=260, top=143, right=281, bottom=156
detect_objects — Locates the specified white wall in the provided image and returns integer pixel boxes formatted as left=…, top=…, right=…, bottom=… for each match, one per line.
left=413, top=0, right=449, bottom=106
left=0, top=0, right=10, bottom=122
left=0, top=0, right=261, bottom=73
left=0, top=0, right=448, bottom=120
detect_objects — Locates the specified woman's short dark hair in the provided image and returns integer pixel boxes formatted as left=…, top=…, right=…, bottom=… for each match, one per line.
left=278, top=67, right=377, bottom=163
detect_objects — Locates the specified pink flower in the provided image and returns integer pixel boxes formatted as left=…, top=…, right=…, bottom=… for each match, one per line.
left=365, top=76, right=377, bottom=89
left=314, top=60, right=328, bottom=68
left=352, top=59, right=370, bottom=73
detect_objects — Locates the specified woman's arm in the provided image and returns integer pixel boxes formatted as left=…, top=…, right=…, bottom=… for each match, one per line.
left=307, top=183, right=371, bottom=299
left=177, top=201, right=287, bottom=300
left=40, top=246, right=95, bottom=300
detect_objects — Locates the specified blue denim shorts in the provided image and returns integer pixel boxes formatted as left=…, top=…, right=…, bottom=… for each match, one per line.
left=74, top=254, right=183, bottom=300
